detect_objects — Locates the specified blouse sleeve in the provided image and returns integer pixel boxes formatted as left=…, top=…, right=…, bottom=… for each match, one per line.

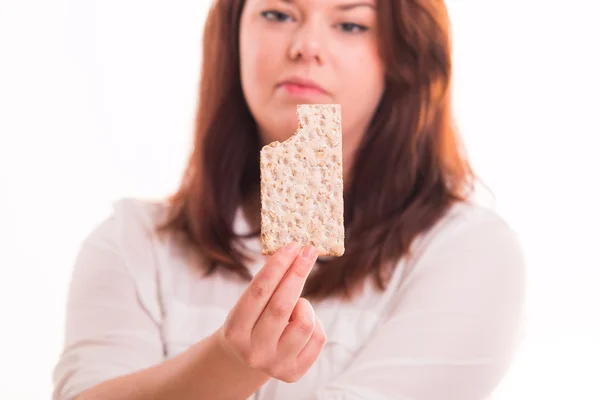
left=313, top=218, right=526, bottom=400
left=52, top=208, right=165, bottom=400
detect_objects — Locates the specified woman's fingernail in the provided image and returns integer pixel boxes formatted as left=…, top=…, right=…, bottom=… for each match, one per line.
left=284, top=242, right=301, bottom=254
left=301, top=245, right=318, bottom=259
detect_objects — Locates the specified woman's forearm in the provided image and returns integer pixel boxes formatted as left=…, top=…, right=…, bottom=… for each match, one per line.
left=76, top=331, right=269, bottom=400
left=72, top=245, right=322, bottom=400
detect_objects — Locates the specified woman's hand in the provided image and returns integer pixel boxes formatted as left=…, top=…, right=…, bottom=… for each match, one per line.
left=217, top=242, right=326, bottom=383
left=67, top=241, right=325, bottom=400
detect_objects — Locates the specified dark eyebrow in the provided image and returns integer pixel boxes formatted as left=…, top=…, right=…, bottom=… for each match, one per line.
left=336, top=2, right=376, bottom=11
left=280, top=0, right=375, bottom=11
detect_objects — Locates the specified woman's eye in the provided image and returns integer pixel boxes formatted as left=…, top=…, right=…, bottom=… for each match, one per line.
left=261, top=10, right=293, bottom=23
left=338, top=23, right=368, bottom=33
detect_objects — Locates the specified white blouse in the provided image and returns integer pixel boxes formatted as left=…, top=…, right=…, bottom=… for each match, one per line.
left=52, top=198, right=525, bottom=400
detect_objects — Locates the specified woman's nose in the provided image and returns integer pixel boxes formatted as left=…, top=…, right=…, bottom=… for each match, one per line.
left=288, top=23, right=325, bottom=65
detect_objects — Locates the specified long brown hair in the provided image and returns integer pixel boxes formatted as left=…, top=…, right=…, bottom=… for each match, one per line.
left=159, top=0, right=474, bottom=300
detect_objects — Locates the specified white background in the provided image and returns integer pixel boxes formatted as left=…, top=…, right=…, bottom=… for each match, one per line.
left=1, top=1, right=598, bottom=399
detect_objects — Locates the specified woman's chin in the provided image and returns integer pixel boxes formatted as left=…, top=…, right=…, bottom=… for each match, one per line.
left=259, top=129, right=297, bottom=145
left=258, top=114, right=302, bottom=145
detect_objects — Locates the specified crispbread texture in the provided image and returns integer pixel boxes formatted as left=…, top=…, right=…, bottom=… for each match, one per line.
left=260, top=104, right=344, bottom=257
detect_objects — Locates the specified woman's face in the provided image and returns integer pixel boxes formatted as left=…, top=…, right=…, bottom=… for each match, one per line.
left=239, top=0, right=385, bottom=167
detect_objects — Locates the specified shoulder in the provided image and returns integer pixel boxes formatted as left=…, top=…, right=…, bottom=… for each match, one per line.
left=438, top=200, right=517, bottom=234
left=417, top=200, right=523, bottom=256
left=109, top=196, right=169, bottom=235
left=405, top=200, right=526, bottom=287
left=73, top=197, right=173, bottom=322
left=76, top=197, right=173, bottom=286
left=84, top=197, right=169, bottom=247
left=81, top=196, right=181, bottom=277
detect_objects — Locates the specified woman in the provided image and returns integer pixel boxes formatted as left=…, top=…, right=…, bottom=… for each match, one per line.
left=53, top=0, right=525, bottom=399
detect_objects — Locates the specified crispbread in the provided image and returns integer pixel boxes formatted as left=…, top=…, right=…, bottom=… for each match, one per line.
left=260, top=104, right=344, bottom=256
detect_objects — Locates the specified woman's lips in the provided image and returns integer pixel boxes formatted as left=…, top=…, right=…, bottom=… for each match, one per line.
left=277, top=78, right=329, bottom=99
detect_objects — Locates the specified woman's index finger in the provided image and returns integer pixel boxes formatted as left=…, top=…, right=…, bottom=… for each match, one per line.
left=227, top=242, right=302, bottom=333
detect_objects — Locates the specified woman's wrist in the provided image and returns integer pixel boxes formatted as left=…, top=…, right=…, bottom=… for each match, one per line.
left=209, top=328, right=268, bottom=378
left=185, top=329, right=270, bottom=399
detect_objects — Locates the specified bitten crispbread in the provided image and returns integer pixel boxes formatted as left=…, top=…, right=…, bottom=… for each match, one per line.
left=260, top=104, right=344, bottom=256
